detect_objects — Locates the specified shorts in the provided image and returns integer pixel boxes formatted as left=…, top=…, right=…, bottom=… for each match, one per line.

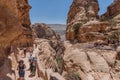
left=19, top=71, right=25, bottom=77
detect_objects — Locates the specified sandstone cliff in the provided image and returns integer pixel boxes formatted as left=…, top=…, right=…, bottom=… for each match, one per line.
left=32, top=23, right=60, bottom=40
left=32, top=23, right=65, bottom=80
left=101, top=0, right=120, bottom=27
left=66, top=0, right=120, bottom=45
left=66, top=0, right=99, bottom=41
left=0, top=0, right=32, bottom=47
left=65, top=0, right=120, bottom=79
left=102, top=0, right=120, bottom=19
left=67, top=0, right=99, bottom=28
left=0, top=0, right=31, bottom=27
left=0, top=0, right=32, bottom=79
left=63, top=41, right=120, bottom=80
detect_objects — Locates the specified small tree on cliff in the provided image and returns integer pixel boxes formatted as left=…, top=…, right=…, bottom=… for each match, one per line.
left=73, top=23, right=83, bottom=35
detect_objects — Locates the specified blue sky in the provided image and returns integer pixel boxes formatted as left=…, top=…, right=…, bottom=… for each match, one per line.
left=98, top=0, right=113, bottom=15
left=29, top=0, right=113, bottom=24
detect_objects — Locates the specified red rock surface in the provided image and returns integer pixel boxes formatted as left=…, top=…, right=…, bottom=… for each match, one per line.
left=66, top=0, right=100, bottom=41
left=67, top=0, right=99, bottom=27
left=102, top=0, right=120, bottom=19
left=77, top=22, right=109, bottom=42
left=63, top=41, right=120, bottom=80
left=0, top=0, right=32, bottom=79
left=66, top=0, right=120, bottom=43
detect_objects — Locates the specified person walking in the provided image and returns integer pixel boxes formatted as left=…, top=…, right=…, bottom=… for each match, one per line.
left=23, top=48, right=27, bottom=57
left=17, top=60, right=26, bottom=80
left=29, top=57, right=37, bottom=77
left=28, top=48, right=33, bottom=70
left=31, top=58, right=37, bottom=76
left=28, top=53, right=33, bottom=71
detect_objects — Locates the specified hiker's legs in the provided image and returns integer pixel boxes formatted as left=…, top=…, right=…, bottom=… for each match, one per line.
left=32, top=66, right=36, bottom=75
left=24, top=52, right=26, bottom=57
left=19, top=71, right=25, bottom=80
left=31, top=66, right=36, bottom=76
left=30, top=62, right=33, bottom=73
left=29, top=66, right=36, bottom=77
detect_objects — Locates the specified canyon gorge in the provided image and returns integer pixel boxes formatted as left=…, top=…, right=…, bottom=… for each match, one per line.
left=0, top=0, right=120, bottom=80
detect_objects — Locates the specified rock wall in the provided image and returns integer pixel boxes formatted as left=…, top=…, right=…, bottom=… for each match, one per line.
left=0, top=0, right=31, bottom=28
left=0, top=0, right=32, bottom=47
left=67, top=0, right=99, bottom=28
left=65, top=0, right=120, bottom=79
left=77, top=22, right=110, bottom=43
left=33, top=24, right=65, bottom=79
left=32, top=23, right=60, bottom=40
left=66, top=0, right=99, bottom=41
left=0, top=0, right=32, bottom=79
left=102, top=0, right=120, bottom=27
left=66, top=0, right=120, bottom=44
left=63, top=41, right=120, bottom=80
left=102, top=0, right=120, bottom=19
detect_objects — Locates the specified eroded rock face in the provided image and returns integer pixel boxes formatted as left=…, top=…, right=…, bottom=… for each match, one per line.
left=66, top=0, right=100, bottom=42
left=32, top=23, right=60, bottom=40
left=67, top=0, right=99, bottom=27
left=65, top=0, right=120, bottom=76
left=77, top=22, right=110, bottom=42
left=0, top=0, right=31, bottom=28
left=63, top=41, right=120, bottom=80
left=0, top=0, right=32, bottom=47
left=66, top=0, right=120, bottom=44
left=102, top=0, right=120, bottom=19
left=33, top=24, right=64, bottom=76
left=0, top=0, right=32, bottom=79
left=66, top=21, right=111, bottom=42
left=103, top=0, right=120, bottom=28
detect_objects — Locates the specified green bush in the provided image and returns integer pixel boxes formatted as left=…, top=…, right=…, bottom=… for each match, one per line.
left=56, top=55, right=64, bottom=74
left=73, top=23, right=83, bottom=34
left=65, top=72, right=81, bottom=80
left=100, top=17, right=117, bottom=27
left=107, top=30, right=120, bottom=42
left=72, top=72, right=80, bottom=80
left=100, top=17, right=108, bottom=22
left=109, top=20, right=117, bottom=27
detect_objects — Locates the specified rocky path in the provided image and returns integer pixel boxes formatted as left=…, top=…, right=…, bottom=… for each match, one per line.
left=8, top=41, right=65, bottom=80
left=15, top=48, right=41, bottom=80
left=23, top=53, right=38, bottom=80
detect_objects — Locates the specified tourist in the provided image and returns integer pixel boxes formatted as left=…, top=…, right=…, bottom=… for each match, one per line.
left=28, top=49, right=33, bottom=71
left=31, top=58, right=37, bottom=76
left=29, top=57, right=37, bottom=77
left=23, top=48, right=27, bottom=57
left=17, top=60, right=26, bottom=80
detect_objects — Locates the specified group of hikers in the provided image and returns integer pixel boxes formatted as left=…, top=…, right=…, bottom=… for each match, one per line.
left=17, top=47, right=37, bottom=80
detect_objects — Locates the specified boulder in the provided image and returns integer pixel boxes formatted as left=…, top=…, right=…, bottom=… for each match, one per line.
left=63, top=41, right=120, bottom=80
left=86, top=51, right=110, bottom=73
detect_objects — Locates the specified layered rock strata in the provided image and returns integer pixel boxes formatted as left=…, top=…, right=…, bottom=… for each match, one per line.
left=66, top=0, right=120, bottom=45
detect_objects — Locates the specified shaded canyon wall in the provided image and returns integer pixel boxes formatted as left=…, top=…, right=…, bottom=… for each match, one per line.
left=0, top=0, right=32, bottom=79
